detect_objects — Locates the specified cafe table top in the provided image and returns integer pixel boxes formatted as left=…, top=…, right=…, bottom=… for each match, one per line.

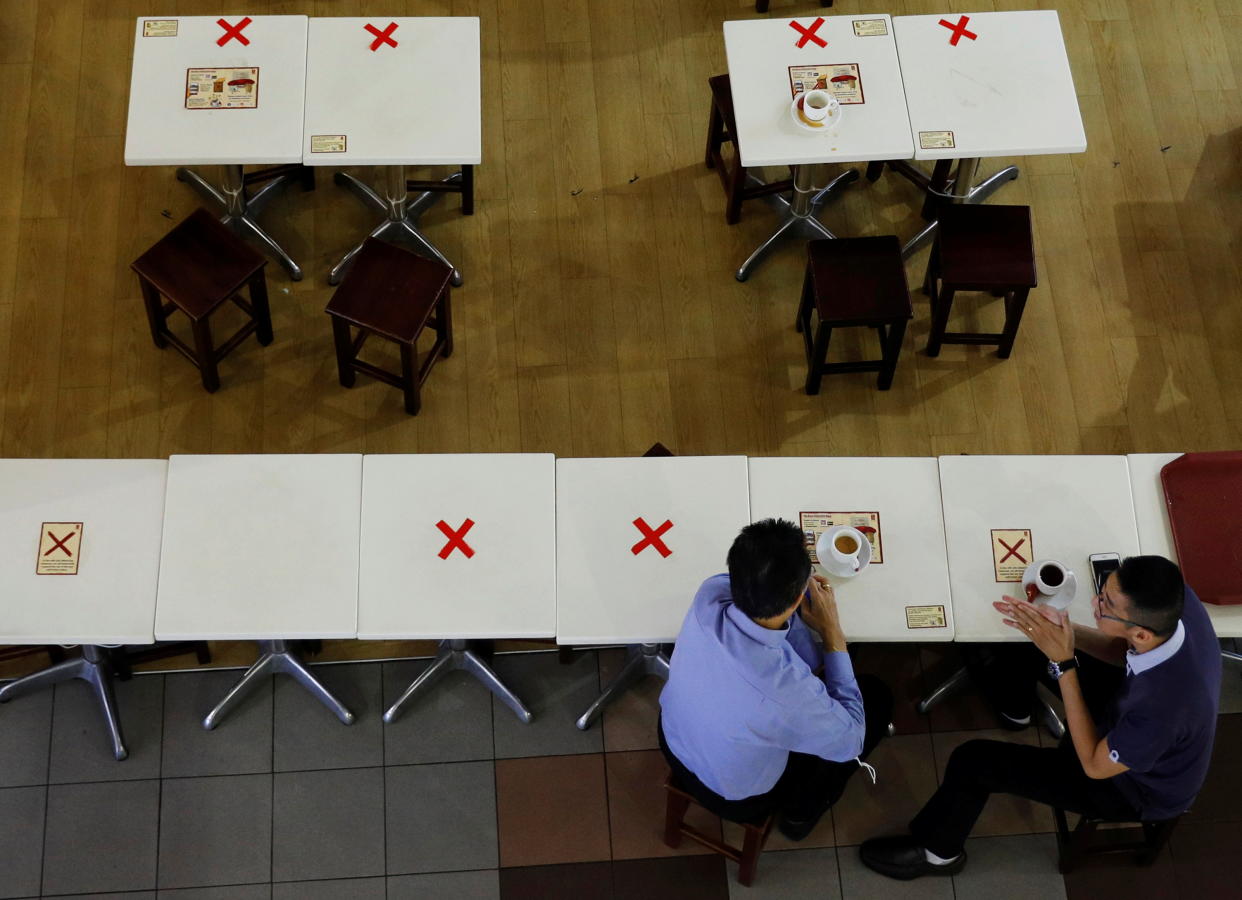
left=893, top=10, right=1087, bottom=161
left=723, top=14, right=914, bottom=167
left=938, top=454, right=1140, bottom=642
left=124, top=15, right=308, bottom=166
left=302, top=17, right=481, bottom=166
left=155, top=454, right=362, bottom=642
left=0, top=459, right=167, bottom=645
left=748, top=456, right=954, bottom=642
left=555, top=456, right=750, bottom=645
left=356, top=453, right=556, bottom=641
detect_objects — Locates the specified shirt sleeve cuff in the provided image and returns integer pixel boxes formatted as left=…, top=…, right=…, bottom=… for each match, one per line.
left=820, top=650, right=856, bottom=686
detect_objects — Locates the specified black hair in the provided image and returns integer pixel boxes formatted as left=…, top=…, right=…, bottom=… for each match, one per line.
left=1115, top=555, right=1185, bottom=637
left=727, top=518, right=812, bottom=620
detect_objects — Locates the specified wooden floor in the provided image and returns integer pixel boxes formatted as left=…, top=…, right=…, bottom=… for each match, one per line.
left=1, top=0, right=1240, bottom=464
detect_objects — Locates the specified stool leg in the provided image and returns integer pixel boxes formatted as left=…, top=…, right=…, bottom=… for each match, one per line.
left=705, top=101, right=723, bottom=169
left=331, top=318, right=356, bottom=388
left=755, top=0, right=770, bottom=12
left=191, top=317, right=220, bottom=393
left=725, top=156, right=746, bottom=225
left=795, top=267, right=814, bottom=333
left=663, top=791, right=691, bottom=848
left=865, top=161, right=884, bottom=183
left=738, top=826, right=765, bottom=887
left=926, top=286, right=954, bottom=358
left=878, top=318, right=907, bottom=390
left=460, top=165, right=474, bottom=215
left=439, top=287, right=454, bottom=357
left=249, top=271, right=273, bottom=346
left=805, top=322, right=832, bottom=396
left=138, top=277, right=168, bottom=349
left=400, top=343, right=421, bottom=415
left=997, top=287, right=1029, bottom=359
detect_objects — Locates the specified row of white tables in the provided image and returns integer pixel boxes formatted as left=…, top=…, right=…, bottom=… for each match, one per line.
left=723, top=10, right=1087, bottom=278
left=0, top=452, right=1222, bottom=758
left=124, top=15, right=480, bottom=283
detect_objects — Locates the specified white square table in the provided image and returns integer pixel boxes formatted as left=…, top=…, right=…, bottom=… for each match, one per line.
left=156, top=453, right=363, bottom=729
left=891, top=11, right=1087, bottom=256
left=124, top=14, right=311, bottom=279
left=938, top=455, right=1140, bottom=643
left=747, top=456, right=954, bottom=642
left=304, top=17, right=481, bottom=286
left=556, top=455, right=750, bottom=728
left=358, top=453, right=555, bottom=723
left=0, top=459, right=168, bottom=760
left=723, top=14, right=914, bottom=280
left=1126, top=453, right=1242, bottom=646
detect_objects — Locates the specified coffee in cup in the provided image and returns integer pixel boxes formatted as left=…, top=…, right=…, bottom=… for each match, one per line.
left=1033, top=560, right=1068, bottom=596
left=834, top=533, right=858, bottom=555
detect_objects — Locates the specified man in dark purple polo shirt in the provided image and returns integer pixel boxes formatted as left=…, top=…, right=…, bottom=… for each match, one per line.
left=860, top=555, right=1220, bottom=880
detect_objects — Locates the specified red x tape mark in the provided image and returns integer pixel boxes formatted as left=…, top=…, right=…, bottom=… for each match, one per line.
left=436, top=518, right=475, bottom=559
left=631, top=518, right=673, bottom=558
left=790, top=17, right=827, bottom=49
left=44, top=531, right=74, bottom=557
left=216, top=17, right=252, bottom=46
left=939, top=15, right=978, bottom=46
left=364, top=22, right=399, bottom=51
left=998, top=537, right=1026, bottom=564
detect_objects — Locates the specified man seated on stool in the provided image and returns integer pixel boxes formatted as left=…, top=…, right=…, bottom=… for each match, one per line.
left=861, top=555, right=1220, bottom=880
left=659, top=518, right=893, bottom=841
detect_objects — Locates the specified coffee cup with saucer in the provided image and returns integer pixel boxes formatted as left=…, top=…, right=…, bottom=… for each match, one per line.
left=1020, top=559, right=1077, bottom=611
left=815, top=525, right=871, bottom=578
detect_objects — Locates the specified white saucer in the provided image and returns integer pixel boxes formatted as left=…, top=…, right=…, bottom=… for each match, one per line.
left=790, top=93, right=844, bottom=133
left=1020, top=561, right=1078, bottom=611
left=815, top=525, right=871, bottom=578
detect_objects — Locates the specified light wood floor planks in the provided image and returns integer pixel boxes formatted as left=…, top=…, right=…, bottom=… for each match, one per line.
left=1, top=0, right=1240, bottom=462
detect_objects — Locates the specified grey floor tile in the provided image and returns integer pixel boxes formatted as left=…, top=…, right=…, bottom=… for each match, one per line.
left=162, top=670, right=273, bottom=778
left=273, top=877, right=384, bottom=899
left=837, top=845, right=954, bottom=900
left=0, top=685, right=52, bottom=787
left=42, top=779, right=159, bottom=896
left=952, top=833, right=1066, bottom=900
left=727, top=848, right=839, bottom=898
left=0, top=786, right=45, bottom=899
left=157, top=774, right=272, bottom=889
left=490, top=651, right=603, bottom=758
left=388, top=870, right=500, bottom=899
left=49, top=893, right=156, bottom=899
left=382, top=660, right=494, bottom=766
left=49, top=674, right=164, bottom=783
left=272, top=768, right=385, bottom=882
left=158, top=885, right=271, bottom=899
left=274, top=663, right=382, bottom=772
left=386, top=761, right=497, bottom=874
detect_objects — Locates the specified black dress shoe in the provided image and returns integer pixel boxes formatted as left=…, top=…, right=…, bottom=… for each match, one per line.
left=776, top=810, right=823, bottom=842
left=859, top=836, right=967, bottom=880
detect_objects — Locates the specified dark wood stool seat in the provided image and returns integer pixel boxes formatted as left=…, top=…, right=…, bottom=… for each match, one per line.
left=663, top=772, right=775, bottom=887
left=706, top=74, right=793, bottom=224
left=796, top=236, right=912, bottom=394
left=1053, top=808, right=1179, bottom=874
left=925, top=204, right=1036, bottom=359
left=755, top=0, right=832, bottom=12
left=325, top=238, right=454, bottom=415
left=131, top=207, right=272, bottom=393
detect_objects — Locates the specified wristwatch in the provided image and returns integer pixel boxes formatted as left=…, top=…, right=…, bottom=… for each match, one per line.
left=1047, top=656, right=1079, bottom=680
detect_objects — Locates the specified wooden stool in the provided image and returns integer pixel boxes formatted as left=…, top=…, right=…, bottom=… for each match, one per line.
left=325, top=238, right=453, bottom=415
left=1053, top=808, right=1179, bottom=874
left=131, top=207, right=272, bottom=393
left=795, top=236, right=912, bottom=394
left=706, top=74, right=793, bottom=224
left=924, top=204, right=1036, bottom=359
left=755, top=0, right=832, bottom=12
left=663, top=773, right=775, bottom=887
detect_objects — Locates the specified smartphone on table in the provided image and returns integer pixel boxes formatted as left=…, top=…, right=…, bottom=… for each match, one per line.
left=1089, top=552, right=1121, bottom=594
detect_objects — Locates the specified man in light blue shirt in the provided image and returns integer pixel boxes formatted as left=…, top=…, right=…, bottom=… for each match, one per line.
left=659, top=518, right=893, bottom=840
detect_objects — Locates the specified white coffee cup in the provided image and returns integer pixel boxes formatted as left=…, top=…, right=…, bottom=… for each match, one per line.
left=802, top=89, right=835, bottom=122
left=828, top=526, right=866, bottom=572
left=1033, top=559, right=1068, bottom=596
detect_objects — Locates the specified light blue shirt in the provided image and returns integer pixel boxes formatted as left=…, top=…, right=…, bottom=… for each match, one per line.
left=659, top=574, right=866, bottom=800
left=1125, top=620, right=1185, bottom=675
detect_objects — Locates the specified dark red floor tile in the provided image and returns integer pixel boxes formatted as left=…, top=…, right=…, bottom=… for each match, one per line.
left=499, top=861, right=613, bottom=900
left=611, top=855, right=729, bottom=900
left=1062, top=843, right=1178, bottom=900
left=1182, top=713, right=1242, bottom=825
left=1169, top=820, right=1242, bottom=898
left=851, top=642, right=930, bottom=735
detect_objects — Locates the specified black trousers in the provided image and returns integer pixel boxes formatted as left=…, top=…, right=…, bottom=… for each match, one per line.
left=910, top=649, right=1138, bottom=858
left=658, top=673, right=893, bottom=825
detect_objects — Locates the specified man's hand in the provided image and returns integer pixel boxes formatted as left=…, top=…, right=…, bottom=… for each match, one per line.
left=994, top=595, right=1075, bottom=661
left=801, top=575, right=847, bottom=652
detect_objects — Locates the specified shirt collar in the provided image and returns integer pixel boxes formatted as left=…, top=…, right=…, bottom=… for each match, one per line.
left=1126, top=619, right=1185, bottom=675
left=725, top=602, right=790, bottom=647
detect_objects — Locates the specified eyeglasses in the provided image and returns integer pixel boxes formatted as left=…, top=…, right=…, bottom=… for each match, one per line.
left=1093, top=589, right=1167, bottom=635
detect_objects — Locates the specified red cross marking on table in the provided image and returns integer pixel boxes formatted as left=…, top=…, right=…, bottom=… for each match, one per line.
left=998, top=537, right=1026, bottom=564
left=631, top=518, right=673, bottom=558
left=216, top=17, right=252, bottom=46
left=44, top=531, right=74, bottom=557
left=938, top=15, right=978, bottom=46
left=790, top=17, right=828, bottom=49
left=365, top=22, right=399, bottom=51
left=436, top=518, right=476, bottom=559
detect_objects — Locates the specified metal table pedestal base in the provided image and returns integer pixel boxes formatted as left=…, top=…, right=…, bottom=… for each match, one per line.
left=384, top=640, right=533, bottom=724
left=576, top=642, right=671, bottom=731
left=918, top=664, right=1066, bottom=739
left=204, top=640, right=355, bottom=730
